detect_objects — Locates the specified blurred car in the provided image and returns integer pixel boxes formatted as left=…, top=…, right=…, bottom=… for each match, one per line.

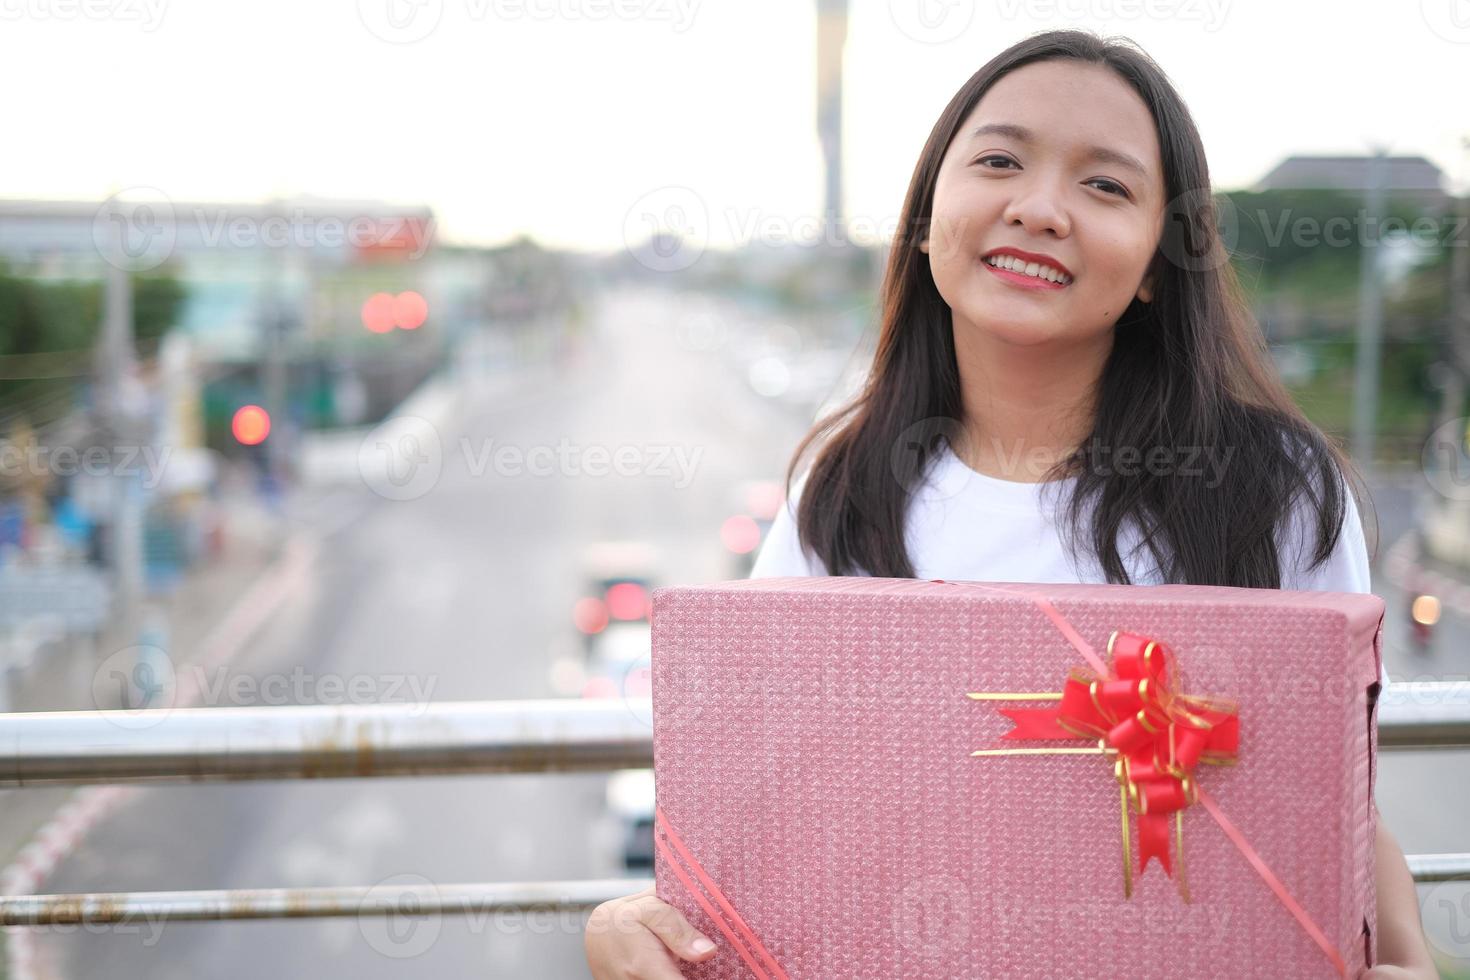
left=572, top=540, right=659, bottom=653
left=580, top=620, right=652, bottom=701
left=583, top=624, right=655, bottom=871
left=1408, top=590, right=1441, bottom=655
left=605, top=768, right=656, bottom=870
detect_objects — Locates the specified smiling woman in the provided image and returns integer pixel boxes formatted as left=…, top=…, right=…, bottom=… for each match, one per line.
left=585, top=27, right=1438, bottom=979
left=925, top=62, right=1164, bottom=337
left=763, top=26, right=1433, bottom=976
left=787, top=32, right=1363, bottom=596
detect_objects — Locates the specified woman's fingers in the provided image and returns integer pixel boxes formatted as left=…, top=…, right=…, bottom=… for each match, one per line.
left=628, top=891, right=719, bottom=962
left=584, top=886, right=718, bottom=980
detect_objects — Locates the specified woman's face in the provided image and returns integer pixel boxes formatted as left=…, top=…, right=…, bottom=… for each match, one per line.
left=923, top=59, right=1167, bottom=348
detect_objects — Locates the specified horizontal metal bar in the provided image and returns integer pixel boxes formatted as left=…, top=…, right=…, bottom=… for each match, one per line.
left=0, top=878, right=653, bottom=926
left=6, top=857, right=1469, bottom=926
left=0, top=698, right=655, bottom=786
left=1407, top=852, right=1470, bottom=883
left=1378, top=681, right=1470, bottom=749
left=0, top=683, right=1466, bottom=787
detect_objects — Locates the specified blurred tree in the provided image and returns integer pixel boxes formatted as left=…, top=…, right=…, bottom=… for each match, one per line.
left=1224, top=188, right=1444, bottom=311
left=1223, top=189, right=1461, bottom=456
left=0, top=260, right=185, bottom=426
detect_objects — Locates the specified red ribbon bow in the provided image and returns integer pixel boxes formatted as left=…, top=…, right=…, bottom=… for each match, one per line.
left=992, top=630, right=1239, bottom=891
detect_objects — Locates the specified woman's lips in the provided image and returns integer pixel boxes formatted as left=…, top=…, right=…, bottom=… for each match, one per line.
left=983, top=261, right=1069, bottom=290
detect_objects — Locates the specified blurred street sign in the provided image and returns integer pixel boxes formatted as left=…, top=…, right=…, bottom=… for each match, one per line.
left=0, top=565, right=111, bottom=632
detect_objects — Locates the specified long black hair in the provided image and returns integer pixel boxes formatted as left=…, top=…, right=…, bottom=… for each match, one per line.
left=785, top=28, right=1373, bottom=587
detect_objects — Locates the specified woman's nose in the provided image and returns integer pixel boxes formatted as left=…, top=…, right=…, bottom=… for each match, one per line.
left=1001, top=180, right=1071, bottom=238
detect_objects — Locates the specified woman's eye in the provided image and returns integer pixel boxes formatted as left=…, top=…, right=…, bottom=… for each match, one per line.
left=1087, top=178, right=1129, bottom=198
left=975, top=155, right=1018, bottom=170
left=975, top=157, right=1129, bottom=199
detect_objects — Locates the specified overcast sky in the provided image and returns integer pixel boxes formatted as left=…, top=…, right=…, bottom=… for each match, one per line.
left=3, top=0, right=1467, bottom=252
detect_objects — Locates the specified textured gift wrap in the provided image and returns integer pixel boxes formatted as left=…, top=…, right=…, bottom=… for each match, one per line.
left=650, top=577, right=1385, bottom=979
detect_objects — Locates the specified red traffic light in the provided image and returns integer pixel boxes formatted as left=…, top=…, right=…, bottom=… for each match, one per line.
left=361, top=292, right=396, bottom=333
left=231, top=405, right=271, bottom=446
left=394, top=291, right=428, bottom=330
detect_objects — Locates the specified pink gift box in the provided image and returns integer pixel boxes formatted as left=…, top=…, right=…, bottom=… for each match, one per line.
left=650, top=577, right=1385, bottom=979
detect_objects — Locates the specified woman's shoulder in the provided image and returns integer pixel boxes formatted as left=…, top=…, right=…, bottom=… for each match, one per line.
left=1276, top=475, right=1388, bottom=690
left=747, top=470, right=831, bottom=578
left=1275, top=449, right=1372, bottom=595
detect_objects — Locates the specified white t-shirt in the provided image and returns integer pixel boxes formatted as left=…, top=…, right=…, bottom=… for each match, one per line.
left=749, top=443, right=1388, bottom=689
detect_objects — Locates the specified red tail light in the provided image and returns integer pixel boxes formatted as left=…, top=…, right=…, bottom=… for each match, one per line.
left=581, top=676, right=617, bottom=699
left=720, top=514, right=761, bottom=554
left=605, top=582, right=648, bottom=621
left=573, top=597, right=609, bottom=634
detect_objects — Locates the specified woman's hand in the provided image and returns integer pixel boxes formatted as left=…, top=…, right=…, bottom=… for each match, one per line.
left=584, top=883, right=719, bottom=979
left=1371, top=814, right=1440, bottom=978
left=1362, top=966, right=1439, bottom=979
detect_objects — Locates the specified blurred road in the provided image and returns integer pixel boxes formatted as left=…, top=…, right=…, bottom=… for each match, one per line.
left=20, top=287, right=1469, bottom=977
left=30, top=288, right=818, bottom=978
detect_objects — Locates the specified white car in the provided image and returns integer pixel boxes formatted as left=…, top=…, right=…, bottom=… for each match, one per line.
left=605, top=768, right=656, bottom=870
left=585, top=625, right=655, bottom=870
left=582, top=621, right=652, bottom=701
left=573, top=540, right=660, bottom=652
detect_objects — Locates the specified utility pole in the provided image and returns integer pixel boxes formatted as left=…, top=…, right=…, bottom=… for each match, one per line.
left=816, top=0, right=847, bottom=248
left=1352, top=148, right=1387, bottom=481
left=1437, top=137, right=1470, bottom=437
left=95, top=212, right=146, bottom=647
left=260, top=212, right=292, bottom=518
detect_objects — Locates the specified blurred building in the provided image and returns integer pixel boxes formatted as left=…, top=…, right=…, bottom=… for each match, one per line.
left=0, top=197, right=439, bottom=362
left=1254, top=155, right=1451, bottom=210
left=0, top=197, right=587, bottom=440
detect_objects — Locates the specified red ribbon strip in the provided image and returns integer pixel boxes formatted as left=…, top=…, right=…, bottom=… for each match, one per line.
left=939, top=579, right=1348, bottom=978
left=996, top=629, right=1240, bottom=881
left=654, top=805, right=791, bottom=980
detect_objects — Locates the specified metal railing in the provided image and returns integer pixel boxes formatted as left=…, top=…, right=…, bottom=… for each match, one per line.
left=1, top=683, right=1467, bottom=927
left=0, top=880, right=649, bottom=926
left=0, top=698, right=654, bottom=785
